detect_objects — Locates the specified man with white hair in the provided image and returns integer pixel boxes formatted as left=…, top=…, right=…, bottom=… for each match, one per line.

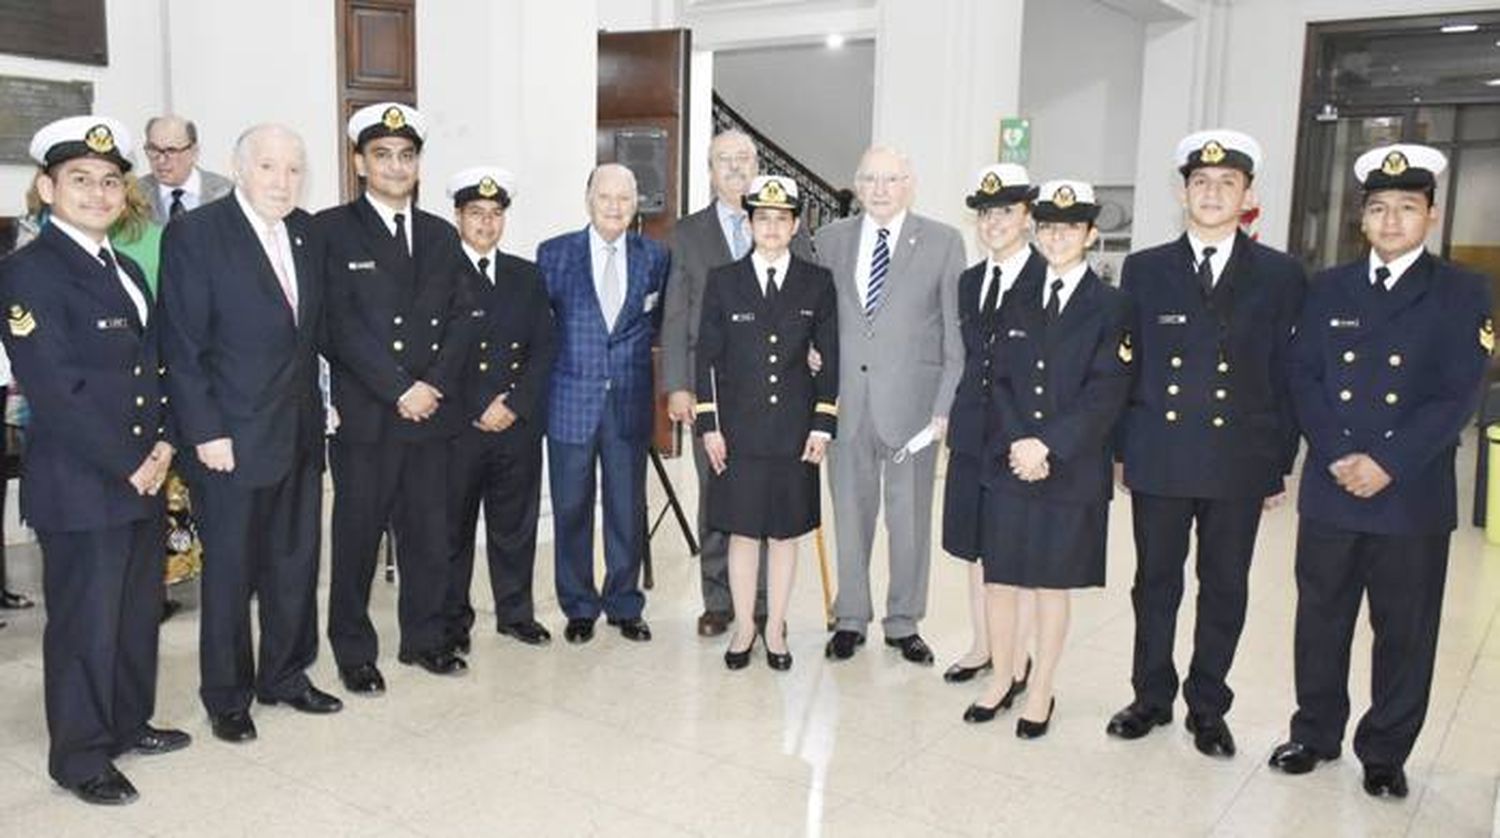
left=814, top=145, right=965, bottom=665
left=161, top=124, right=342, bottom=745
left=537, top=163, right=669, bottom=644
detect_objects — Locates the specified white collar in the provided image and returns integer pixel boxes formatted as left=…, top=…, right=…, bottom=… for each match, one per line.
left=233, top=188, right=285, bottom=237
left=862, top=209, right=907, bottom=243
left=161, top=167, right=203, bottom=197
left=49, top=215, right=113, bottom=259
left=589, top=224, right=626, bottom=253
left=462, top=242, right=496, bottom=269
left=751, top=250, right=792, bottom=292
left=364, top=193, right=412, bottom=229
left=1368, top=246, right=1424, bottom=287
left=1187, top=229, right=1235, bottom=265
left=1043, top=260, right=1089, bottom=309
left=988, top=244, right=1033, bottom=284
left=715, top=198, right=746, bottom=223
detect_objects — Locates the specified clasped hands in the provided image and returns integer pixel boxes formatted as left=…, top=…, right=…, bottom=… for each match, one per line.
left=1329, top=452, right=1391, bottom=498
left=129, top=441, right=176, bottom=495
left=472, top=393, right=517, bottom=433
left=397, top=381, right=443, bottom=422
left=1009, top=437, right=1050, bottom=482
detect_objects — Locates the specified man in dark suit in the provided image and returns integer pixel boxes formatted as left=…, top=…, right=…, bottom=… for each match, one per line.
left=662, top=130, right=812, bottom=637
left=0, top=116, right=189, bottom=805
left=160, top=124, right=343, bottom=745
left=1269, top=144, right=1490, bottom=800
left=538, top=163, right=669, bottom=644
left=318, top=102, right=472, bottom=694
left=1107, top=131, right=1306, bottom=758
left=441, top=166, right=556, bottom=653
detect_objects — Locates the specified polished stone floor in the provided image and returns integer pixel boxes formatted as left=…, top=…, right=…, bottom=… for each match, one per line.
left=1, top=436, right=1498, bottom=837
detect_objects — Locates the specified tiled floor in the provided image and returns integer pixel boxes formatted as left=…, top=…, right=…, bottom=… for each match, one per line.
left=1, top=436, right=1498, bottom=837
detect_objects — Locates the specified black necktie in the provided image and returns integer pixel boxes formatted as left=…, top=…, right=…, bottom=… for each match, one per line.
left=982, top=265, right=1002, bottom=317
left=169, top=188, right=185, bottom=219
left=97, top=247, right=116, bottom=274
left=1045, top=278, right=1063, bottom=323
left=1374, top=265, right=1391, bottom=292
left=765, top=266, right=779, bottom=306
left=393, top=212, right=410, bottom=257
left=1197, top=245, right=1217, bottom=297
left=478, top=256, right=491, bottom=283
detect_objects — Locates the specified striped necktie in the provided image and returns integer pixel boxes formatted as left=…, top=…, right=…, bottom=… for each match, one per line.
left=865, top=227, right=890, bottom=319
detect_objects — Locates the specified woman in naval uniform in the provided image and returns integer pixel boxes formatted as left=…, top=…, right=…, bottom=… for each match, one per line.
left=963, top=180, right=1133, bottom=738
left=695, top=174, right=838, bottom=672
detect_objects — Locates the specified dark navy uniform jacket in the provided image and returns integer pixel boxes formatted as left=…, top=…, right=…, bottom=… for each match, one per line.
left=0, top=224, right=169, bottom=532
left=456, top=251, right=556, bottom=435
left=159, top=196, right=326, bottom=488
left=316, top=199, right=473, bottom=443
left=984, top=268, right=1134, bottom=504
left=1117, top=232, right=1306, bottom=498
left=1290, top=252, right=1491, bottom=535
left=694, top=255, right=839, bottom=456
left=948, top=248, right=1046, bottom=457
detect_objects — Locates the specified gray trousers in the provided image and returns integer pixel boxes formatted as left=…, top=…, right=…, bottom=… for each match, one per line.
left=828, top=408, right=936, bottom=638
left=689, top=432, right=767, bottom=618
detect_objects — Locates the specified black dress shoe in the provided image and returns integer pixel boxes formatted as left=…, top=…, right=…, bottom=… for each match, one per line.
left=398, top=648, right=468, bottom=675
left=1362, top=763, right=1408, bottom=799
left=765, top=644, right=793, bottom=671
left=1185, top=713, right=1236, bottom=758
left=1106, top=702, right=1172, bottom=740
left=498, top=620, right=552, bottom=646
left=0, top=589, right=34, bottom=609
left=128, top=725, right=191, bottom=755
left=943, top=658, right=992, bottom=684
left=160, top=598, right=183, bottom=624
left=449, top=635, right=472, bottom=655
left=210, top=710, right=257, bottom=743
left=1268, top=741, right=1337, bottom=775
left=884, top=633, right=935, bottom=665
left=698, top=610, right=731, bottom=637
left=607, top=617, right=652, bottom=642
left=259, top=685, right=343, bottom=714
left=963, top=698, right=1007, bottom=723
left=825, top=630, right=865, bottom=660
left=338, top=663, right=387, bottom=695
left=724, top=633, right=757, bottom=670
left=564, top=618, right=596, bottom=644
left=67, top=764, right=138, bottom=806
left=1016, top=698, right=1056, bottom=739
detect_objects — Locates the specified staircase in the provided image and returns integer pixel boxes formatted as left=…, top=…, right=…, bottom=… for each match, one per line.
left=712, top=93, right=856, bottom=233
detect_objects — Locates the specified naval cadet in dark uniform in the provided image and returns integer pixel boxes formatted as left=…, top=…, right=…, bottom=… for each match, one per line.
left=1269, top=144, right=1491, bottom=800
left=963, top=180, right=1133, bottom=738
left=0, top=116, right=189, bottom=805
left=441, top=166, right=556, bottom=654
left=318, top=102, right=472, bottom=694
left=695, top=175, right=838, bottom=672
left=942, top=163, right=1045, bottom=689
left=1106, top=130, right=1306, bottom=758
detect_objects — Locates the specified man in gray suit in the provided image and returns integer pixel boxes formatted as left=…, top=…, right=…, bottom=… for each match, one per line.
left=662, top=130, right=811, bottom=637
left=138, top=115, right=234, bottom=226
left=816, top=145, right=965, bottom=664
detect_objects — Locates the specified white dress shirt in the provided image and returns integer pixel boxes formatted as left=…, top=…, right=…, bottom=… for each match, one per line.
left=589, top=225, right=630, bottom=329
left=715, top=199, right=750, bottom=261
left=158, top=167, right=204, bottom=214
left=981, top=244, right=1034, bottom=311
left=462, top=242, right=496, bottom=284
left=51, top=216, right=149, bottom=324
left=1041, top=260, right=1089, bottom=314
left=1368, top=245, right=1424, bottom=290
left=854, top=210, right=907, bottom=306
left=751, top=250, right=791, bottom=295
left=1187, top=231, right=1235, bottom=287
left=364, top=194, right=413, bottom=256
left=234, top=189, right=299, bottom=312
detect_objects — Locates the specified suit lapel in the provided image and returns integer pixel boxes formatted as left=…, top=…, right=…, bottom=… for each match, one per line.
left=40, top=225, right=138, bottom=321
left=226, top=200, right=299, bottom=327
left=286, top=214, right=317, bottom=332
left=352, top=198, right=414, bottom=296
left=573, top=230, right=610, bottom=334
left=1045, top=270, right=1102, bottom=351
left=1372, top=251, right=1434, bottom=326
left=618, top=234, right=650, bottom=334
left=701, top=205, right=735, bottom=265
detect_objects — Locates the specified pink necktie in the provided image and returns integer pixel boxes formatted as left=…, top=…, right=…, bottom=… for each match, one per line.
left=261, top=225, right=297, bottom=322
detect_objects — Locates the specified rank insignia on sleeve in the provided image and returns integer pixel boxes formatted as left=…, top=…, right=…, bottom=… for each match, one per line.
left=1481, top=317, right=1494, bottom=354
left=1117, top=331, right=1133, bottom=365
left=7, top=304, right=36, bottom=337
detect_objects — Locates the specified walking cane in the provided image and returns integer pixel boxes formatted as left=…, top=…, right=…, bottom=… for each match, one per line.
left=815, top=524, right=834, bottom=630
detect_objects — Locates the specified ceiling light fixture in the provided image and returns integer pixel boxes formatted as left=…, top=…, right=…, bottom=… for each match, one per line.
left=1441, top=23, right=1479, bottom=33
left=826, top=33, right=846, bottom=49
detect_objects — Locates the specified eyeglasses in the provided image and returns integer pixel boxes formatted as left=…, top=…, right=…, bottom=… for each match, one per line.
left=855, top=173, right=908, bottom=189
left=712, top=152, right=755, bottom=167
left=461, top=207, right=506, bottom=222
left=144, top=143, right=195, bottom=160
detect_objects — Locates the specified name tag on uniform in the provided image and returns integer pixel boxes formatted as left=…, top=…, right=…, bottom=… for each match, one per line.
left=731, top=312, right=756, bottom=323
left=643, top=291, right=660, bottom=312
left=1157, top=313, right=1187, bottom=325
left=96, top=317, right=130, bottom=330
left=348, top=260, right=376, bottom=271
left=799, top=309, right=815, bottom=317
left=1330, top=317, right=1360, bottom=329
left=1007, top=328, right=1028, bottom=339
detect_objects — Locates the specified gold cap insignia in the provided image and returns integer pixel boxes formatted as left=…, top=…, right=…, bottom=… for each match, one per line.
left=381, top=106, right=407, bottom=131
left=84, top=124, right=116, bottom=154
left=1199, top=140, right=1226, bottom=165
left=1381, top=151, right=1408, bottom=177
left=980, top=171, right=1002, bottom=194
left=1481, top=317, right=1494, bottom=354
left=477, top=177, right=499, bottom=198
left=1053, top=185, right=1076, bottom=209
left=1117, top=331, right=1133, bottom=365
left=8, top=304, right=36, bottom=338
left=762, top=179, right=787, bottom=204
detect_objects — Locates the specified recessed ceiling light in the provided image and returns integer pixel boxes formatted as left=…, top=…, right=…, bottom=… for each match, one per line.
left=826, top=33, right=846, bottom=49
left=1487, top=78, right=1500, bottom=86
left=1441, top=23, right=1479, bottom=33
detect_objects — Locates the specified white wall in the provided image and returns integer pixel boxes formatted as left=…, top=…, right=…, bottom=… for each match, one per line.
left=0, top=0, right=167, bottom=215
left=713, top=40, right=874, bottom=185
left=1019, top=0, right=1145, bottom=186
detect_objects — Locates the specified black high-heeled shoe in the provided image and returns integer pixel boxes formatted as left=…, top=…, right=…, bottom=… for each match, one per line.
left=1015, top=697, right=1055, bottom=739
left=1000, top=656, right=1033, bottom=709
left=724, top=633, right=757, bottom=671
left=962, top=698, right=1005, bottom=723
left=765, top=639, right=793, bottom=671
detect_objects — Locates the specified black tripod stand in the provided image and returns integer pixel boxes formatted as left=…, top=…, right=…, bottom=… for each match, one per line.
left=641, top=431, right=698, bottom=590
